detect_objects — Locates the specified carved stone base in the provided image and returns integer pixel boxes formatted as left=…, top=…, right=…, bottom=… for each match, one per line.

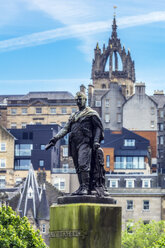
left=50, top=203, right=122, bottom=248
left=57, top=195, right=116, bottom=205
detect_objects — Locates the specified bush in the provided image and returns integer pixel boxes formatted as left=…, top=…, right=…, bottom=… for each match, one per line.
left=122, top=219, right=165, bottom=248
left=0, top=205, right=47, bottom=248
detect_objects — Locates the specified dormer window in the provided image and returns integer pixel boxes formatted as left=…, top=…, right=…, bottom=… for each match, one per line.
left=142, top=179, right=151, bottom=188
left=125, top=178, right=135, bottom=188
left=28, top=186, right=33, bottom=199
left=124, top=139, right=135, bottom=147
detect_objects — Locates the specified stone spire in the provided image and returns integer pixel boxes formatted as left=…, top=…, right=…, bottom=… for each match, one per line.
left=111, top=16, right=117, bottom=40
left=17, top=164, right=40, bottom=218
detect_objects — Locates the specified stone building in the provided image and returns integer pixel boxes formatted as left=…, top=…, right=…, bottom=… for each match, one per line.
left=0, top=125, right=15, bottom=188
left=0, top=91, right=77, bottom=129
left=151, top=91, right=165, bottom=173
left=106, top=173, right=165, bottom=230
left=123, top=83, right=158, bottom=171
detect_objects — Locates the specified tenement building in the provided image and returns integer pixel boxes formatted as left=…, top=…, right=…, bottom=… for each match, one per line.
left=0, top=91, right=77, bottom=129
left=123, top=83, right=158, bottom=172
left=106, top=173, right=165, bottom=230
left=151, top=91, right=165, bottom=173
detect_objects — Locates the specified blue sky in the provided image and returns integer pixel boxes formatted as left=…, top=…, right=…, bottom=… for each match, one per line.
left=0, top=0, right=165, bottom=96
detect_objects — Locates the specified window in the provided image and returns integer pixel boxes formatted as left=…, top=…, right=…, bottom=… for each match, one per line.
left=126, top=221, right=134, bottom=233
left=150, top=121, right=154, bottom=128
left=109, top=179, right=119, bottom=188
left=106, top=155, right=110, bottom=168
left=117, top=114, right=122, bottom=123
left=142, top=179, right=151, bottom=188
left=22, top=108, right=27, bottom=115
left=115, top=157, right=145, bottom=169
left=125, top=179, right=135, bottom=188
left=50, top=108, right=56, bottom=114
left=61, top=108, right=67, bottom=114
left=11, top=123, right=17, bottom=129
left=160, top=110, right=164, bottom=118
left=0, top=176, right=5, bottom=188
left=0, top=143, right=6, bottom=152
left=15, top=144, right=33, bottom=156
left=143, top=200, right=149, bottom=210
left=21, top=122, right=27, bottom=129
left=143, top=220, right=150, bottom=225
left=127, top=200, right=133, bottom=210
left=72, top=108, right=77, bottom=113
left=63, top=147, right=68, bottom=157
left=105, top=99, right=110, bottom=107
left=42, top=224, right=46, bottom=233
left=0, top=159, right=6, bottom=168
left=28, top=187, right=33, bottom=199
left=54, top=178, right=65, bottom=190
left=11, top=108, right=17, bottom=115
left=117, top=100, right=121, bottom=107
left=15, top=159, right=31, bottom=170
left=40, top=145, right=45, bottom=150
left=95, top=101, right=101, bottom=107
left=105, top=114, right=110, bottom=123
left=151, top=107, right=155, bottom=115
left=39, top=160, right=44, bottom=167
left=124, top=139, right=135, bottom=146
left=160, top=136, right=164, bottom=145
left=36, top=108, right=42, bottom=114
left=158, top=123, right=164, bottom=131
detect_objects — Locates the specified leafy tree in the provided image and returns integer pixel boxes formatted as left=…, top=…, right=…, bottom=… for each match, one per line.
left=0, top=205, right=47, bottom=248
left=122, top=219, right=165, bottom=248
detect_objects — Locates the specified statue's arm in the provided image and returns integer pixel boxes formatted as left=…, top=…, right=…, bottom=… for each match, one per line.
left=92, top=116, right=103, bottom=150
left=50, top=122, right=70, bottom=144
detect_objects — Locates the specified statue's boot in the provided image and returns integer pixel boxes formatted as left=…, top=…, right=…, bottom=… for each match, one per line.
left=78, top=171, right=90, bottom=195
left=71, top=173, right=82, bottom=195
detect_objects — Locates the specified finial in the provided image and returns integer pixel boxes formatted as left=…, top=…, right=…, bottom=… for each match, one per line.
left=96, top=42, right=99, bottom=50
left=113, top=6, right=117, bottom=16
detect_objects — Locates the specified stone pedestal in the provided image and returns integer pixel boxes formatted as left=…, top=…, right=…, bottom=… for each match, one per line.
left=50, top=203, right=121, bottom=248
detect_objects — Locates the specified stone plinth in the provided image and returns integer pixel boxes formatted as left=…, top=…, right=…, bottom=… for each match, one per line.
left=50, top=203, right=121, bottom=248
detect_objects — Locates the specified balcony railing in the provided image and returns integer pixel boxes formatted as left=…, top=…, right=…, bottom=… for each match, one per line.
left=114, top=162, right=146, bottom=169
left=52, top=168, right=76, bottom=173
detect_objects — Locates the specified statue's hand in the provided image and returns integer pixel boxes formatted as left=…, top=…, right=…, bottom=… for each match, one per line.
left=93, top=142, right=100, bottom=150
left=49, top=137, right=58, bottom=145
left=45, top=137, right=58, bottom=150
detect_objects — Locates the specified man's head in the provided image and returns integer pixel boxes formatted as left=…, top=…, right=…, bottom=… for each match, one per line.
left=75, top=91, right=87, bottom=109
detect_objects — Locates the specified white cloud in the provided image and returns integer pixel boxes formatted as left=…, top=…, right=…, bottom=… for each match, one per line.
left=0, top=11, right=165, bottom=53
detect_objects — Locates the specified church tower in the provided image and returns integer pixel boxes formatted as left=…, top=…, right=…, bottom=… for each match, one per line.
left=90, top=14, right=135, bottom=99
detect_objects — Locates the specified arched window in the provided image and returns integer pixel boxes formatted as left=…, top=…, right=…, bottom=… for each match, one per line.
left=105, top=56, right=110, bottom=71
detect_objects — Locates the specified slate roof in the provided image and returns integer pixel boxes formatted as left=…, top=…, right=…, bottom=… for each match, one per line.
left=37, top=185, right=50, bottom=221
left=0, top=91, right=74, bottom=101
left=102, top=128, right=150, bottom=156
left=150, top=94, right=165, bottom=108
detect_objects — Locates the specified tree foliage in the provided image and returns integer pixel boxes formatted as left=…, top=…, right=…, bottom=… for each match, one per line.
left=122, top=219, right=165, bottom=248
left=0, top=205, right=47, bottom=248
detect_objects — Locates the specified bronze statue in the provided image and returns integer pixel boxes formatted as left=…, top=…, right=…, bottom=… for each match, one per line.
left=46, top=91, right=108, bottom=196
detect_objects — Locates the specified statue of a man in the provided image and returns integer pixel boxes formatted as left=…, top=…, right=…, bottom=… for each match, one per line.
left=46, top=91, right=106, bottom=196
